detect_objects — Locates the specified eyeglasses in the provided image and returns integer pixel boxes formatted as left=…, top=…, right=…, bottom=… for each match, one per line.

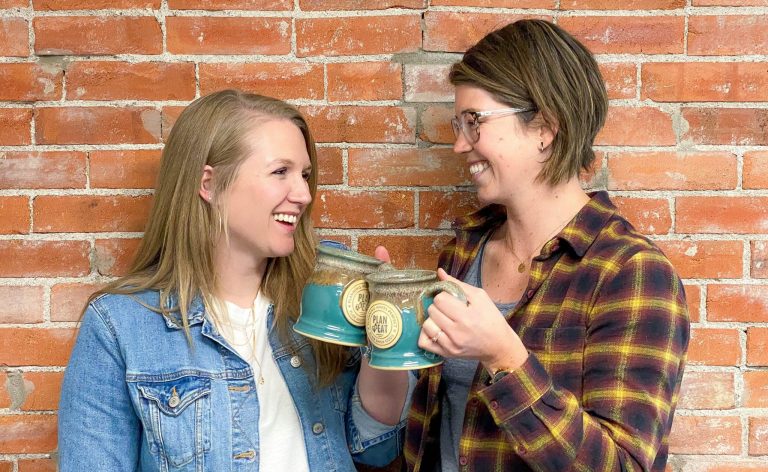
left=450, top=108, right=531, bottom=144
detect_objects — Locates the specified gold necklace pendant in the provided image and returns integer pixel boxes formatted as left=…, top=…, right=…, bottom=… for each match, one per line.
left=517, top=262, right=525, bottom=273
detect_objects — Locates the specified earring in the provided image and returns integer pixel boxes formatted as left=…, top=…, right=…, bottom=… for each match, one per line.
left=539, top=141, right=544, bottom=152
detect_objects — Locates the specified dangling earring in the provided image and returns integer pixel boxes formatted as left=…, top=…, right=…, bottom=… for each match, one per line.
left=539, top=141, right=545, bottom=152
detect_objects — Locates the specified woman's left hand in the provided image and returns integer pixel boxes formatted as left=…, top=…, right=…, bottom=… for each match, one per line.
left=418, top=268, right=529, bottom=371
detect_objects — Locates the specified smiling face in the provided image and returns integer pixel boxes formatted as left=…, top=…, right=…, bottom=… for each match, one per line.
left=216, top=118, right=312, bottom=268
left=453, top=85, right=546, bottom=206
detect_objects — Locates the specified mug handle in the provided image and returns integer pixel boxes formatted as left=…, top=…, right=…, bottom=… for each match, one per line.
left=416, top=281, right=467, bottom=326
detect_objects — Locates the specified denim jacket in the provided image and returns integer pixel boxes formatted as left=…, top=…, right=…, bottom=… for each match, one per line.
left=58, top=289, right=404, bottom=471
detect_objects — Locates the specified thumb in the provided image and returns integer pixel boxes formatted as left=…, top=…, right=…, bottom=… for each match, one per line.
left=436, top=268, right=471, bottom=290
left=374, top=245, right=391, bottom=264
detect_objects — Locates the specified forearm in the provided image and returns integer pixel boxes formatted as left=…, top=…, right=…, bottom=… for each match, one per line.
left=356, top=356, right=410, bottom=425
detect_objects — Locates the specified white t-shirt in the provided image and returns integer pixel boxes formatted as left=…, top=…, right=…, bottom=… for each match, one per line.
left=214, top=292, right=310, bottom=472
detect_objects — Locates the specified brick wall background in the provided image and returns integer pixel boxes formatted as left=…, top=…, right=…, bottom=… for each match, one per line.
left=0, top=0, right=766, bottom=470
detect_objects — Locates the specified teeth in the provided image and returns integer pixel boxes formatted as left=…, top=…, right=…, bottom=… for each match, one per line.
left=469, top=162, right=489, bottom=176
left=273, top=214, right=298, bottom=224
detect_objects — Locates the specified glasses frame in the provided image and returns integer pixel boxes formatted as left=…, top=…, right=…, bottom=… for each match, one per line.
left=451, top=107, right=532, bottom=144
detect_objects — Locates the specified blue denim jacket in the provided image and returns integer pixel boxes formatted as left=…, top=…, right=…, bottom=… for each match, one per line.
left=58, top=289, right=404, bottom=471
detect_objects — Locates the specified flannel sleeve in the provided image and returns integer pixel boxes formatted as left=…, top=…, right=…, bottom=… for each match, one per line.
left=476, top=250, right=690, bottom=471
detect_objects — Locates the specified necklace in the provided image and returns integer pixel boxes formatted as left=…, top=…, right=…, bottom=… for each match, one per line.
left=249, top=306, right=268, bottom=386
left=508, top=213, right=574, bottom=273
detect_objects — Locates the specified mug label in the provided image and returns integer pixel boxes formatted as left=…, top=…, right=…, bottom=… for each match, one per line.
left=341, top=279, right=369, bottom=327
left=366, top=300, right=402, bottom=349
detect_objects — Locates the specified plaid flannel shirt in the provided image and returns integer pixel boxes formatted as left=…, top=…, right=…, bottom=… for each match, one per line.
left=404, top=191, right=689, bottom=472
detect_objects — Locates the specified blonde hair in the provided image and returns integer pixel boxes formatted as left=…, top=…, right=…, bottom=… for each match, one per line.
left=87, top=89, right=349, bottom=385
left=450, top=19, right=608, bottom=186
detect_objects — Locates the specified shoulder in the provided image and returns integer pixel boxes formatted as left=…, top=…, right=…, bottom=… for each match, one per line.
left=86, top=289, right=166, bottom=333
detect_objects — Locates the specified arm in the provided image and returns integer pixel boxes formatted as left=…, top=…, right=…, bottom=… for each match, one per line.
left=477, top=251, right=689, bottom=471
left=58, top=303, right=141, bottom=472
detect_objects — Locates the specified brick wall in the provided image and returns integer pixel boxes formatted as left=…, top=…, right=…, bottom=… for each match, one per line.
left=0, top=1, right=766, bottom=470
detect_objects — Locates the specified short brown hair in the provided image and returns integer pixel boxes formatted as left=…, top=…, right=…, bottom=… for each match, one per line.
left=449, top=19, right=608, bottom=186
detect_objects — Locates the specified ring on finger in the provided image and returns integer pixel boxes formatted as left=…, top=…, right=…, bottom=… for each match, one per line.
left=431, top=329, right=443, bottom=343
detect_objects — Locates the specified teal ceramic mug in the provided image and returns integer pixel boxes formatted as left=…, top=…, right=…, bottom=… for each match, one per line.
left=294, top=245, right=391, bottom=346
left=364, top=269, right=466, bottom=370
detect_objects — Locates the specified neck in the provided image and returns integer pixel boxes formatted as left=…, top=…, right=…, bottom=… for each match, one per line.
left=498, top=178, right=589, bottom=259
left=213, top=241, right=267, bottom=309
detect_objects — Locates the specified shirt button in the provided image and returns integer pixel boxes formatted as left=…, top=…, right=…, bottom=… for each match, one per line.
left=459, top=456, right=468, bottom=466
left=526, top=290, right=534, bottom=299
left=168, top=389, right=180, bottom=408
left=312, top=422, right=324, bottom=434
left=490, top=400, right=499, bottom=409
left=517, top=445, right=527, bottom=454
left=290, top=355, right=302, bottom=368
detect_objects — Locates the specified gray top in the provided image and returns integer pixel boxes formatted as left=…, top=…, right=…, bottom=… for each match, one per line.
left=437, top=242, right=517, bottom=472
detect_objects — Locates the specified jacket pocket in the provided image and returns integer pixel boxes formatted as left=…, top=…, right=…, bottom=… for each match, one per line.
left=136, top=376, right=211, bottom=469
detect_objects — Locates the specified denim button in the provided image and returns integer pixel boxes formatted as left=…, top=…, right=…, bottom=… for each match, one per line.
left=168, top=388, right=180, bottom=408
left=290, top=356, right=301, bottom=368
left=312, top=422, right=324, bottom=434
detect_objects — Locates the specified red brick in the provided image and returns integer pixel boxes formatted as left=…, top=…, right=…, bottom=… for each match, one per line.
left=423, top=11, right=536, bottom=52
left=67, top=61, right=195, bottom=101
left=612, top=197, right=672, bottom=235
left=561, top=0, right=683, bottom=7
left=301, top=106, right=415, bottom=144
left=668, top=415, right=741, bottom=455
left=200, top=63, right=323, bottom=100
left=419, top=191, right=479, bottom=230
left=15, top=371, right=64, bottom=411
left=0, top=196, right=29, bottom=234
left=561, top=16, right=684, bottom=54
left=297, top=16, right=420, bottom=57
left=312, top=190, right=414, bottom=229
left=34, top=16, right=161, bottom=55
left=0, top=17, right=29, bottom=57
left=0, top=463, right=9, bottom=472
left=707, top=284, right=768, bottom=323
left=687, top=328, right=741, bottom=367
left=169, top=0, right=290, bottom=9
left=0, top=373, right=7, bottom=405
left=348, top=148, right=469, bottom=187
left=0, top=0, right=26, bottom=7
left=327, top=62, right=402, bottom=101
left=90, top=150, right=161, bottom=189
left=747, top=327, right=768, bottom=367
left=608, top=152, right=736, bottom=191
left=664, top=460, right=768, bottom=472
left=0, top=151, right=87, bottom=189
left=0, top=415, right=57, bottom=453
left=743, top=152, right=768, bottom=190
left=34, top=0, right=160, bottom=8
left=0, top=286, right=44, bottom=324
left=684, top=284, right=702, bottom=323
left=420, top=105, right=454, bottom=145
left=17, top=458, right=57, bottom=472
left=95, top=238, right=142, bottom=276
left=167, top=17, right=290, bottom=55
left=643, top=63, right=768, bottom=102
left=0, top=63, right=62, bottom=101
left=34, top=195, right=152, bottom=233
left=404, top=64, right=452, bottom=102
left=750, top=240, right=768, bottom=279
left=299, top=0, right=426, bottom=8
left=161, top=106, right=185, bottom=140
left=655, top=240, right=742, bottom=280
left=35, top=107, right=161, bottom=145
left=358, top=235, right=454, bottom=270
left=677, top=196, right=768, bottom=234
left=317, top=147, right=343, bottom=185
left=0, top=328, right=76, bottom=366
left=600, top=63, right=636, bottom=100
left=596, top=106, right=676, bottom=146
left=694, top=0, right=767, bottom=4
left=682, top=108, right=768, bottom=146
left=51, top=282, right=104, bottom=322
left=432, top=0, right=551, bottom=5
left=745, top=371, right=768, bottom=408
left=0, top=108, right=32, bottom=145
left=689, top=15, right=768, bottom=56
left=0, top=240, right=90, bottom=277
left=749, top=416, right=768, bottom=455
left=678, top=371, right=735, bottom=409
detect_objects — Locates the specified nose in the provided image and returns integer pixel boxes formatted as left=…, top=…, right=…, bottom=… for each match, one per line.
left=453, top=132, right=473, bottom=154
left=289, top=175, right=312, bottom=206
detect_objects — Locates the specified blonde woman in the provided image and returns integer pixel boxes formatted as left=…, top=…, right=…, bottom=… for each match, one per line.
left=58, top=90, right=410, bottom=471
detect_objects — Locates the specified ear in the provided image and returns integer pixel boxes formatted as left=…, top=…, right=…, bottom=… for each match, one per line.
left=199, top=165, right=215, bottom=202
left=537, top=119, right=559, bottom=152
